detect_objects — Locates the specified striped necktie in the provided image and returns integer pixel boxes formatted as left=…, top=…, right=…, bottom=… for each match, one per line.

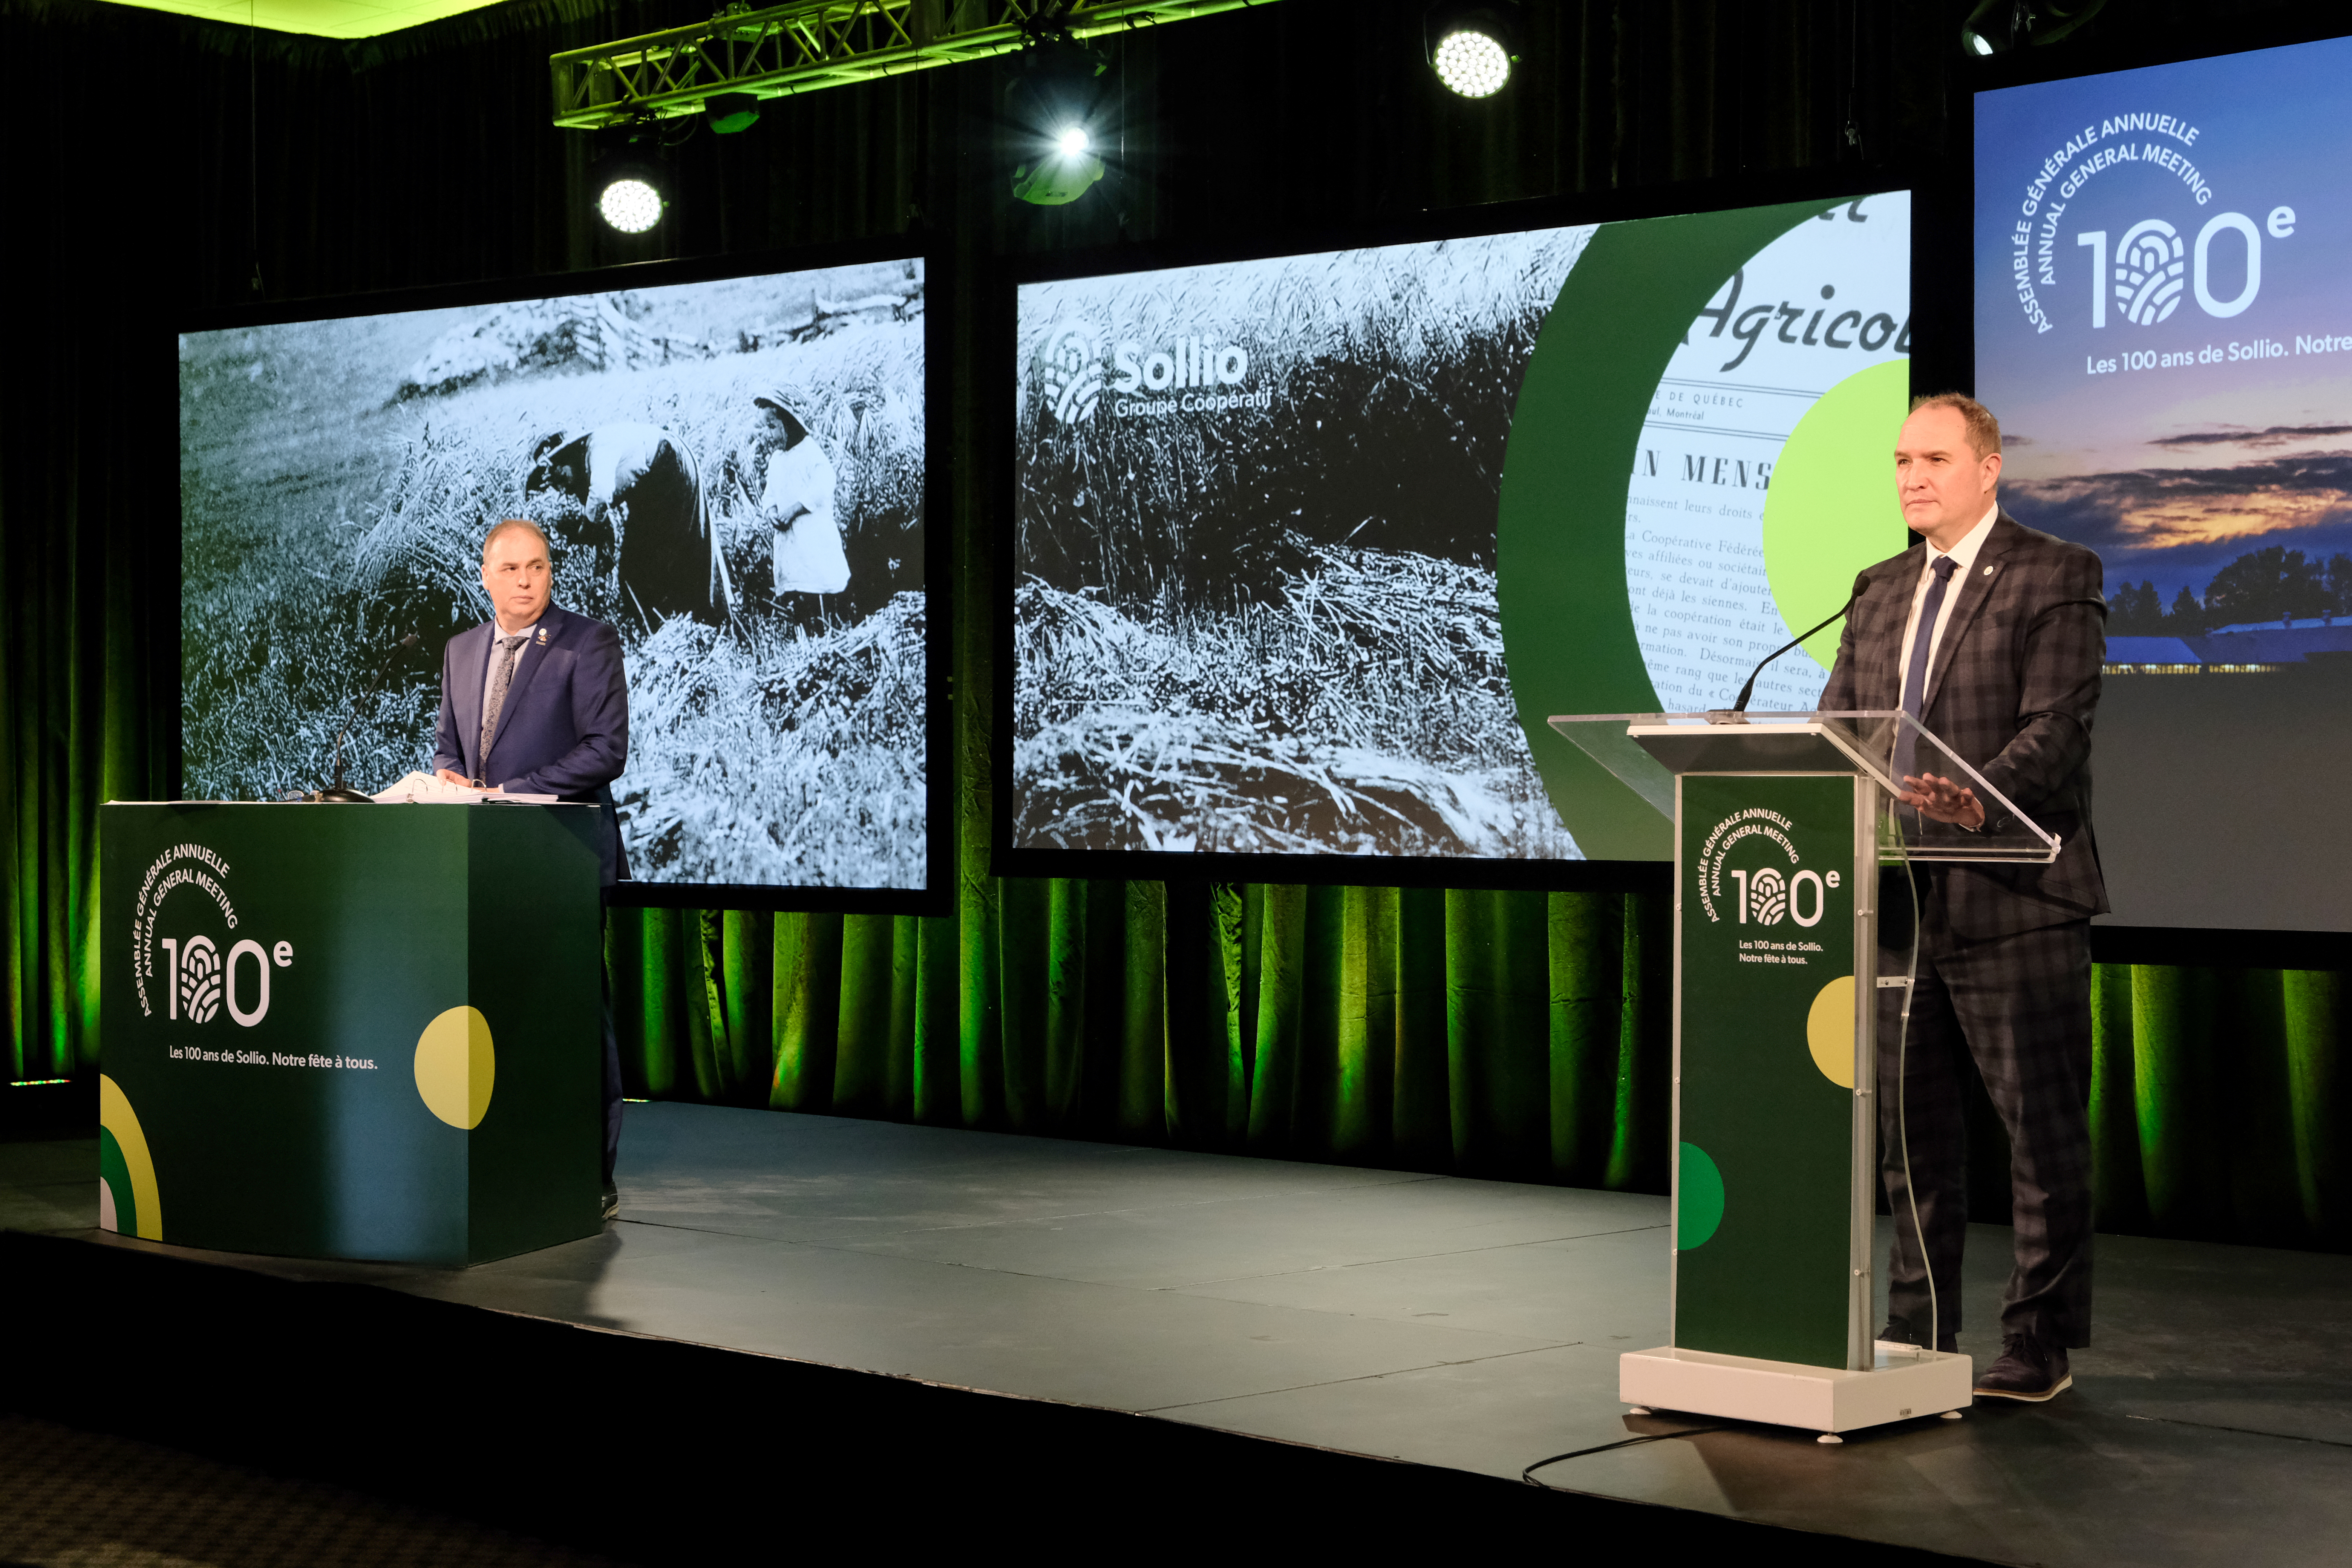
left=479, top=634, right=528, bottom=768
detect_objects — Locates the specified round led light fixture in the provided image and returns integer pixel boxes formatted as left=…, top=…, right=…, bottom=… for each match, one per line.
left=1432, top=27, right=1511, bottom=96
left=1056, top=124, right=1091, bottom=157
left=598, top=174, right=663, bottom=233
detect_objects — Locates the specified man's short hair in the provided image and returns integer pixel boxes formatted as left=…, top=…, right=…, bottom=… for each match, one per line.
left=482, top=517, right=551, bottom=562
left=1909, top=392, right=2001, bottom=462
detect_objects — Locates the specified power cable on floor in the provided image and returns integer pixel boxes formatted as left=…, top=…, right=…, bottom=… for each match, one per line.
left=1522, top=1425, right=1731, bottom=1485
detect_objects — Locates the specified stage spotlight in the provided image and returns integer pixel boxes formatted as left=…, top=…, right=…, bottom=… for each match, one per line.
left=1425, top=1, right=1520, bottom=99
left=1962, top=28, right=1996, bottom=54
left=595, top=158, right=667, bottom=233
left=706, top=92, right=761, bottom=135
left=1005, top=40, right=1109, bottom=207
left=590, top=119, right=672, bottom=234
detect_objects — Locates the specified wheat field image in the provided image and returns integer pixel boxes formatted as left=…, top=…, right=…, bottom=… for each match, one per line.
left=179, top=262, right=928, bottom=889
left=1012, top=232, right=1588, bottom=859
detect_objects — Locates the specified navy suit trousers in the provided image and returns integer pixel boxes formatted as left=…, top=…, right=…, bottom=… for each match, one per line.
left=1878, top=868, right=2095, bottom=1349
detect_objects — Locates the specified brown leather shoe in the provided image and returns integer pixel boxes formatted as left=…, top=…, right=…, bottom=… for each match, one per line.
left=1974, top=1335, right=2072, bottom=1401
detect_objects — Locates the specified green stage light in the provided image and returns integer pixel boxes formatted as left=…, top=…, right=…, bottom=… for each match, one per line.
left=706, top=92, right=762, bottom=134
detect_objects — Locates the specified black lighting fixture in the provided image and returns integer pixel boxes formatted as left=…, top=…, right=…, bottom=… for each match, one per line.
left=705, top=92, right=761, bottom=135
left=1960, top=0, right=2107, bottom=56
left=1424, top=1, right=1520, bottom=99
left=592, top=121, right=670, bottom=234
left=1005, top=36, right=1109, bottom=206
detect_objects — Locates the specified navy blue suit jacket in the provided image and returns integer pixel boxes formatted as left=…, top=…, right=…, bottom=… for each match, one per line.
left=432, top=602, right=630, bottom=885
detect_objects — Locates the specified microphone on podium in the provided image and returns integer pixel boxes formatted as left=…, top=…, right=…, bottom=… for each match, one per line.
left=1710, top=570, right=1872, bottom=723
left=308, top=634, right=421, bottom=804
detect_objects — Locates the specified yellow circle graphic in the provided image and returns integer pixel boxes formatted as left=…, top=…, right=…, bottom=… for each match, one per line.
left=415, top=1006, right=496, bottom=1130
left=1807, top=975, right=1858, bottom=1089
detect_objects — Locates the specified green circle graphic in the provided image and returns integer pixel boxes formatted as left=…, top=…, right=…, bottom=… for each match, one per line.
left=1761, top=357, right=1913, bottom=672
left=1678, top=1141, right=1725, bottom=1249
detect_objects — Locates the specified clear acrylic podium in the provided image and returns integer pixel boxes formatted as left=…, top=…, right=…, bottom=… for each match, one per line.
left=1546, top=710, right=2059, bottom=1439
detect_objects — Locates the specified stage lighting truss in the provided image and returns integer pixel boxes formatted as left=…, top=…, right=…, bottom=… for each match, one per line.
left=550, top=0, right=1279, bottom=131
left=1423, top=1, right=1518, bottom=99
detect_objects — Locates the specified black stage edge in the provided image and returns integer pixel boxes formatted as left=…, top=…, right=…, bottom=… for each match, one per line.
left=0, top=1230, right=1980, bottom=1564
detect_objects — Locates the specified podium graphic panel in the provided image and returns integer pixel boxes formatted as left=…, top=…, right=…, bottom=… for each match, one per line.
left=1674, top=773, right=1857, bottom=1369
left=101, top=803, right=602, bottom=1265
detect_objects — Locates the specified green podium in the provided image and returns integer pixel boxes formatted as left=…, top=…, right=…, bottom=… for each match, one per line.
left=99, top=802, right=605, bottom=1265
left=1548, top=710, right=2059, bottom=1438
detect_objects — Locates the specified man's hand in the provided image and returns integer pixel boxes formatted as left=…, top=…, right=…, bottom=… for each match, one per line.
left=1900, top=772, right=1987, bottom=830
left=434, top=769, right=472, bottom=787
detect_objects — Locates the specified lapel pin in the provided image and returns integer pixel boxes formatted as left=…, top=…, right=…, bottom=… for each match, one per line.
left=1983, top=566, right=1995, bottom=576
left=537, top=628, right=549, bottom=645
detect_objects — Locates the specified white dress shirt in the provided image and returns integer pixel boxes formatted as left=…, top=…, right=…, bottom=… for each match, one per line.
left=1897, top=501, right=1998, bottom=691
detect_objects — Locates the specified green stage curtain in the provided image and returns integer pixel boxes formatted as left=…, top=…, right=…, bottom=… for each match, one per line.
left=2, top=0, right=2344, bottom=1254
left=604, top=899, right=2352, bottom=1248
left=606, top=888, right=1673, bottom=1187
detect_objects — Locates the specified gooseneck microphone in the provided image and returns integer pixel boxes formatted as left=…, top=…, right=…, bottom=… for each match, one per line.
left=309, top=633, right=421, bottom=804
left=1716, top=570, right=1872, bottom=720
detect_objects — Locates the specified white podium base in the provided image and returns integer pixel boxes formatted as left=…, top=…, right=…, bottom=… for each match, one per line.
left=1619, top=1341, right=1972, bottom=1435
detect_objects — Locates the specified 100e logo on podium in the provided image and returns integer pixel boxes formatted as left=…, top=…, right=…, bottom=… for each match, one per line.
left=1693, top=806, right=1842, bottom=935
left=129, top=842, right=294, bottom=1030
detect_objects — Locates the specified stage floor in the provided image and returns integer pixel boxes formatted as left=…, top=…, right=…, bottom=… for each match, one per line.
left=8, top=1102, right=2350, bottom=1565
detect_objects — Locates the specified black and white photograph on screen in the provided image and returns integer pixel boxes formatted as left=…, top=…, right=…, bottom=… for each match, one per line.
left=1013, top=231, right=1589, bottom=860
left=179, top=260, right=928, bottom=889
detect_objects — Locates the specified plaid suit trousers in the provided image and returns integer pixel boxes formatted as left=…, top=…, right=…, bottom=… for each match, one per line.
left=1878, top=868, right=2095, bottom=1349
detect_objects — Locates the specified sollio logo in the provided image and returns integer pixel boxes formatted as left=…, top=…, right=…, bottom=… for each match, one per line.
left=1035, top=325, right=1260, bottom=424
left=1037, top=326, right=1106, bottom=424
left=1110, top=335, right=1251, bottom=394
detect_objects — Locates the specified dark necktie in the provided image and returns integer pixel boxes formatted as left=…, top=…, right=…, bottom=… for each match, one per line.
left=1893, top=555, right=1958, bottom=781
left=480, top=634, right=528, bottom=768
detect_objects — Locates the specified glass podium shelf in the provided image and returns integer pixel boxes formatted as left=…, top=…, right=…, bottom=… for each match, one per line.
left=1547, top=710, right=2059, bottom=865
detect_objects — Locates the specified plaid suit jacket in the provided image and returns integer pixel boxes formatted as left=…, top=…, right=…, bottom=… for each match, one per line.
left=1820, top=511, right=2108, bottom=940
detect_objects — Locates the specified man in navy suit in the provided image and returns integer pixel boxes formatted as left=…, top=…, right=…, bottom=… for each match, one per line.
left=1821, top=394, right=2106, bottom=1403
left=433, top=518, right=630, bottom=1215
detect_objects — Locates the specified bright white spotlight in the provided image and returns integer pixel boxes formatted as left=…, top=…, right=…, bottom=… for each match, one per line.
left=598, top=176, right=663, bottom=234
left=1433, top=28, right=1510, bottom=97
left=1056, top=125, right=1092, bottom=157
left=1964, top=28, right=1995, bottom=55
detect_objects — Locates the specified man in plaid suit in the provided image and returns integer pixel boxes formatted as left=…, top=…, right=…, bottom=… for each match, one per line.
left=1819, top=392, right=2107, bottom=1402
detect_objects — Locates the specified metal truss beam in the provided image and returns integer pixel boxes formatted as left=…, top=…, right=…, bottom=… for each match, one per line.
left=551, top=0, right=1279, bottom=129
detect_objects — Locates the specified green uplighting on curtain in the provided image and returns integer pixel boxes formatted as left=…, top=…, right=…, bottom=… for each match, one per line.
left=605, top=886, right=1674, bottom=1188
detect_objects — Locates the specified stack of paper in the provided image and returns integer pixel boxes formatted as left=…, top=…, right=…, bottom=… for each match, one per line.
left=370, top=772, right=559, bottom=806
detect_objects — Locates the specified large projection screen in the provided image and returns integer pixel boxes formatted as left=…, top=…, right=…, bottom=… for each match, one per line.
left=1009, top=191, right=1912, bottom=876
left=1976, top=37, right=2352, bottom=931
left=179, top=253, right=939, bottom=908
